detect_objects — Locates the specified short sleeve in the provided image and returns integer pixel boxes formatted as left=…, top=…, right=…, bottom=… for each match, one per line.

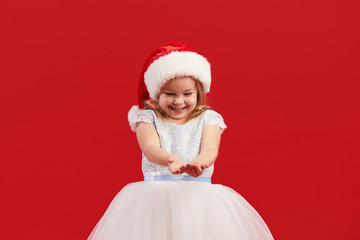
left=204, top=110, right=227, bottom=134
left=129, top=109, right=155, bottom=132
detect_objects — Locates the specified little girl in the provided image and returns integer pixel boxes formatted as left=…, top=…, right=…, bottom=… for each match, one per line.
left=87, top=42, right=274, bottom=240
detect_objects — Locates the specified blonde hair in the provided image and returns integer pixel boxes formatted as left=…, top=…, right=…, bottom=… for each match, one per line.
left=143, top=77, right=211, bottom=122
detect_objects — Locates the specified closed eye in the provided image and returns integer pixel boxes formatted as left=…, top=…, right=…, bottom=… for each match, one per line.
left=184, top=92, right=193, bottom=96
left=165, top=93, right=175, bottom=96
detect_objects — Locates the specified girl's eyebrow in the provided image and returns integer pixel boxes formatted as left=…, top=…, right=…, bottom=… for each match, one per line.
left=162, top=88, right=194, bottom=92
left=162, top=88, right=174, bottom=91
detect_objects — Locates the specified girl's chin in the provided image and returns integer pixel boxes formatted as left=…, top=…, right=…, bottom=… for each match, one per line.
left=168, top=113, right=186, bottom=120
left=167, top=110, right=188, bottom=120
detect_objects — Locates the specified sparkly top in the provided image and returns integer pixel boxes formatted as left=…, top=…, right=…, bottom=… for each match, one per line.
left=129, top=109, right=227, bottom=179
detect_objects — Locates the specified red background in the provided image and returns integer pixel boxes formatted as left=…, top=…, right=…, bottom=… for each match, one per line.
left=1, top=0, right=359, bottom=239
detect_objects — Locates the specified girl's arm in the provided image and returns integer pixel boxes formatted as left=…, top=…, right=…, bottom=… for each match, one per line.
left=136, top=122, right=186, bottom=174
left=198, top=125, right=221, bottom=166
left=185, top=125, right=221, bottom=177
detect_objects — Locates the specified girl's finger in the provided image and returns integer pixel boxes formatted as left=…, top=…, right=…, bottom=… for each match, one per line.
left=181, top=164, right=186, bottom=171
left=190, top=165, right=198, bottom=177
left=184, top=166, right=189, bottom=174
left=186, top=165, right=193, bottom=176
left=195, top=165, right=202, bottom=175
left=201, top=163, right=209, bottom=169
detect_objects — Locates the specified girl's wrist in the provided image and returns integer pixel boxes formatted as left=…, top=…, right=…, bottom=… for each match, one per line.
left=195, top=156, right=211, bottom=167
left=168, top=154, right=180, bottom=166
left=167, top=155, right=174, bottom=166
left=194, top=156, right=205, bottom=163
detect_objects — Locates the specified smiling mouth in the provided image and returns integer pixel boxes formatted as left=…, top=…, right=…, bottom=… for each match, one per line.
left=169, top=106, right=186, bottom=111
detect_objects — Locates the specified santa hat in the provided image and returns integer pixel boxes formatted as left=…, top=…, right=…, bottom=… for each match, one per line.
left=128, top=42, right=211, bottom=124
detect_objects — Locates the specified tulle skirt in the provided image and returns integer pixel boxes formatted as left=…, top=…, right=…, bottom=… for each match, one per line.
left=87, top=180, right=274, bottom=240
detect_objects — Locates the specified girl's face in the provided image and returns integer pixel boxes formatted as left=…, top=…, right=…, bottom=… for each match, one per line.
left=158, top=76, right=198, bottom=122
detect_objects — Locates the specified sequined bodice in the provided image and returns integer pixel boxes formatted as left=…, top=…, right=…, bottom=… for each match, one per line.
left=130, top=109, right=226, bottom=179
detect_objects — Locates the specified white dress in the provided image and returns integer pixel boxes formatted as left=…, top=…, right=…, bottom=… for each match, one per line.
left=87, top=110, right=274, bottom=240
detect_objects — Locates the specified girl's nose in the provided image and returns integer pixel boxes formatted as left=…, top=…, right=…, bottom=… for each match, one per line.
left=174, top=97, right=184, bottom=105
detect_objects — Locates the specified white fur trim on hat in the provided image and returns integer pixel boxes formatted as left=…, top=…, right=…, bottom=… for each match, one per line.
left=144, top=51, right=211, bottom=99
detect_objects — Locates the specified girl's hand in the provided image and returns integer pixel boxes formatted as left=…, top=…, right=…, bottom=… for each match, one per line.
left=168, top=156, right=187, bottom=174
left=185, top=160, right=209, bottom=178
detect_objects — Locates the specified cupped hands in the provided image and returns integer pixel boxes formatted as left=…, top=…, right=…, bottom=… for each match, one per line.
left=168, top=156, right=209, bottom=177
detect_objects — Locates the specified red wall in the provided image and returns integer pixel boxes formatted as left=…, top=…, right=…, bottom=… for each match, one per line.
left=1, top=0, right=359, bottom=239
